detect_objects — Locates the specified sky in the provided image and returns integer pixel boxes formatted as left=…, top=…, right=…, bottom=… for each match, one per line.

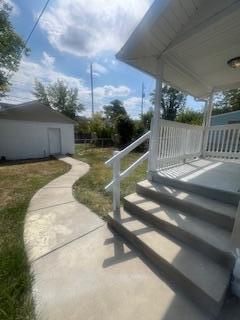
left=3, top=0, right=204, bottom=118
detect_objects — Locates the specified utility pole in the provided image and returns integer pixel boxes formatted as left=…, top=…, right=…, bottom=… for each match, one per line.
left=141, top=82, right=145, bottom=116
left=90, top=63, right=94, bottom=116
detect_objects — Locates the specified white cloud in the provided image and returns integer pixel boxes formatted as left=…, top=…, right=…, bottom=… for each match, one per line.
left=2, top=58, right=131, bottom=116
left=41, top=51, right=55, bottom=68
left=123, top=96, right=152, bottom=119
left=40, top=0, right=151, bottom=57
left=4, top=0, right=20, bottom=16
left=94, top=85, right=131, bottom=98
left=124, top=96, right=142, bottom=108
left=86, top=62, right=107, bottom=77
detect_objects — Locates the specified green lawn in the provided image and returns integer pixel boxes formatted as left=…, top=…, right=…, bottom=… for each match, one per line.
left=0, top=159, right=70, bottom=320
left=73, top=145, right=147, bottom=219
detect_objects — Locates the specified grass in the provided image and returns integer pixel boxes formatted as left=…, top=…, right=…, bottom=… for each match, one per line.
left=73, top=144, right=147, bottom=220
left=0, top=159, right=70, bottom=320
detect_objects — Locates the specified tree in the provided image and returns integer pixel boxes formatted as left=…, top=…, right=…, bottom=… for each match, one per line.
left=103, top=99, right=126, bottom=123
left=33, top=79, right=84, bottom=119
left=140, top=108, right=153, bottom=130
left=150, top=84, right=186, bottom=121
left=0, top=2, right=27, bottom=98
left=115, top=114, right=135, bottom=148
left=212, top=89, right=240, bottom=115
left=88, top=112, right=112, bottom=138
left=177, top=109, right=203, bottom=125
left=75, top=116, right=90, bottom=138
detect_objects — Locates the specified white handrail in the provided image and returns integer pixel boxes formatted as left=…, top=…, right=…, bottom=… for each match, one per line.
left=105, top=151, right=149, bottom=192
left=105, top=131, right=150, bottom=167
left=105, top=132, right=150, bottom=215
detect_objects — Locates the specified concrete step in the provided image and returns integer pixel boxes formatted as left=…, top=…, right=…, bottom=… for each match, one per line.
left=137, top=180, right=237, bottom=232
left=151, top=173, right=240, bottom=206
left=108, top=209, right=231, bottom=318
left=124, top=193, right=234, bottom=270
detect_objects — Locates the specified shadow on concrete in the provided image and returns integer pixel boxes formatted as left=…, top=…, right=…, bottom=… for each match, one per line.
left=103, top=227, right=212, bottom=319
left=159, top=159, right=240, bottom=193
left=103, top=217, right=239, bottom=319
left=103, top=233, right=137, bottom=268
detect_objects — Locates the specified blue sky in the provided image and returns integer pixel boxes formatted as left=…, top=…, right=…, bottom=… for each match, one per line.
left=4, top=0, right=204, bottom=118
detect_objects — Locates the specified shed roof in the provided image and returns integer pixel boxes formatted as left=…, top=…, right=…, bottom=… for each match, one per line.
left=117, top=0, right=240, bottom=99
left=0, top=101, right=76, bottom=124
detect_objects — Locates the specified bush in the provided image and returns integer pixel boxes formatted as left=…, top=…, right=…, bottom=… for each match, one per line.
left=115, top=114, right=135, bottom=148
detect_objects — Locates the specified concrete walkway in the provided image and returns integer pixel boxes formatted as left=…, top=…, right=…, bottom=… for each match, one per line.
left=24, top=156, right=104, bottom=262
left=24, top=157, right=240, bottom=320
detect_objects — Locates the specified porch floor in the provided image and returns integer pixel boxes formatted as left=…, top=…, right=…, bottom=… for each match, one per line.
left=158, top=159, right=240, bottom=194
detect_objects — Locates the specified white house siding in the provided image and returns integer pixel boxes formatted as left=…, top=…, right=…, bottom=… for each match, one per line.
left=211, top=111, right=240, bottom=126
left=0, top=119, right=74, bottom=160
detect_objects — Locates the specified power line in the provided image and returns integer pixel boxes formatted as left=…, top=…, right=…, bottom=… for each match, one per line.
left=24, top=0, right=51, bottom=47
left=4, top=0, right=51, bottom=81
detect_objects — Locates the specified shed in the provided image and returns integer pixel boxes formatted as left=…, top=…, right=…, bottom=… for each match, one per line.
left=0, top=101, right=75, bottom=160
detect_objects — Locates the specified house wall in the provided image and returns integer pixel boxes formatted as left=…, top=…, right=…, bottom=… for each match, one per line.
left=211, top=111, right=240, bottom=126
left=0, top=119, right=74, bottom=160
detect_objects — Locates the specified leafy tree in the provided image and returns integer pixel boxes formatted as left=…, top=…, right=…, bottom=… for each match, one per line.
left=88, top=112, right=112, bottom=139
left=140, top=108, right=153, bottom=130
left=33, top=79, right=84, bottom=119
left=212, top=89, right=240, bottom=115
left=150, top=84, right=186, bottom=121
left=103, top=99, right=126, bottom=123
left=115, top=114, right=135, bottom=148
left=75, top=116, right=90, bottom=137
left=0, top=2, right=27, bottom=98
left=133, top=109, right=154, bottom=145
left=177, top=109, right=203, bottom=125
left=89, top=112, right=104, bottom=138
left=33, top=81, right=49, bottom=106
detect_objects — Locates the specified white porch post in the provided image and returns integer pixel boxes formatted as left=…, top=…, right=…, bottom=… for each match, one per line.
left=205, top=91, right=214, bottom=127
left=201, top=91, right=214, bottom=157
left=148, top=59, right=163, bottom=175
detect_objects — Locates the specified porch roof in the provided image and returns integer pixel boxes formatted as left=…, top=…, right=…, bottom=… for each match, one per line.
left=117, top=0, right=240, bottom=99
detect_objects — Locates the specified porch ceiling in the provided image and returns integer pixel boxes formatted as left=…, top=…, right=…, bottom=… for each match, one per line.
left=117, top=0, right=240, bottom=99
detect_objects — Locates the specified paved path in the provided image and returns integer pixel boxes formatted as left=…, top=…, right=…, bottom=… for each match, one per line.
left=24, top=156, right=104, bottom=262
left=24, top=157, right=240, bottom=320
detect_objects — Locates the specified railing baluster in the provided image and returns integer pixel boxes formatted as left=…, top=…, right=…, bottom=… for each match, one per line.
left=235, top=129, right=240, bottom=155
left=216, top=130, right=221, bottom=153
left=225, top=129, right=231, bottom=155
left=112, top=151, right=120, bottom=217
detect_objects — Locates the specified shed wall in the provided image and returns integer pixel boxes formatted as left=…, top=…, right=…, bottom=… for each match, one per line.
left=0, top=119, right=74, bottom=160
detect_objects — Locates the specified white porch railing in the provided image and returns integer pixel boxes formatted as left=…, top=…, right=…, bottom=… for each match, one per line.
left=105, top=120, right=240, bottom=215
left=105, top=131, right=150, bottom=214
left=204, top=124, right=240, bottom=160
left=154, top=120, right=203, bottom=170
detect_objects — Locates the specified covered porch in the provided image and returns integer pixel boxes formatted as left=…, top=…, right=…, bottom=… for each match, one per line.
left=158, top=158, right=240, bottom=195
left=112, top=0, right=240, bottom=243
left=105, top=0, right=240, bottom=318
